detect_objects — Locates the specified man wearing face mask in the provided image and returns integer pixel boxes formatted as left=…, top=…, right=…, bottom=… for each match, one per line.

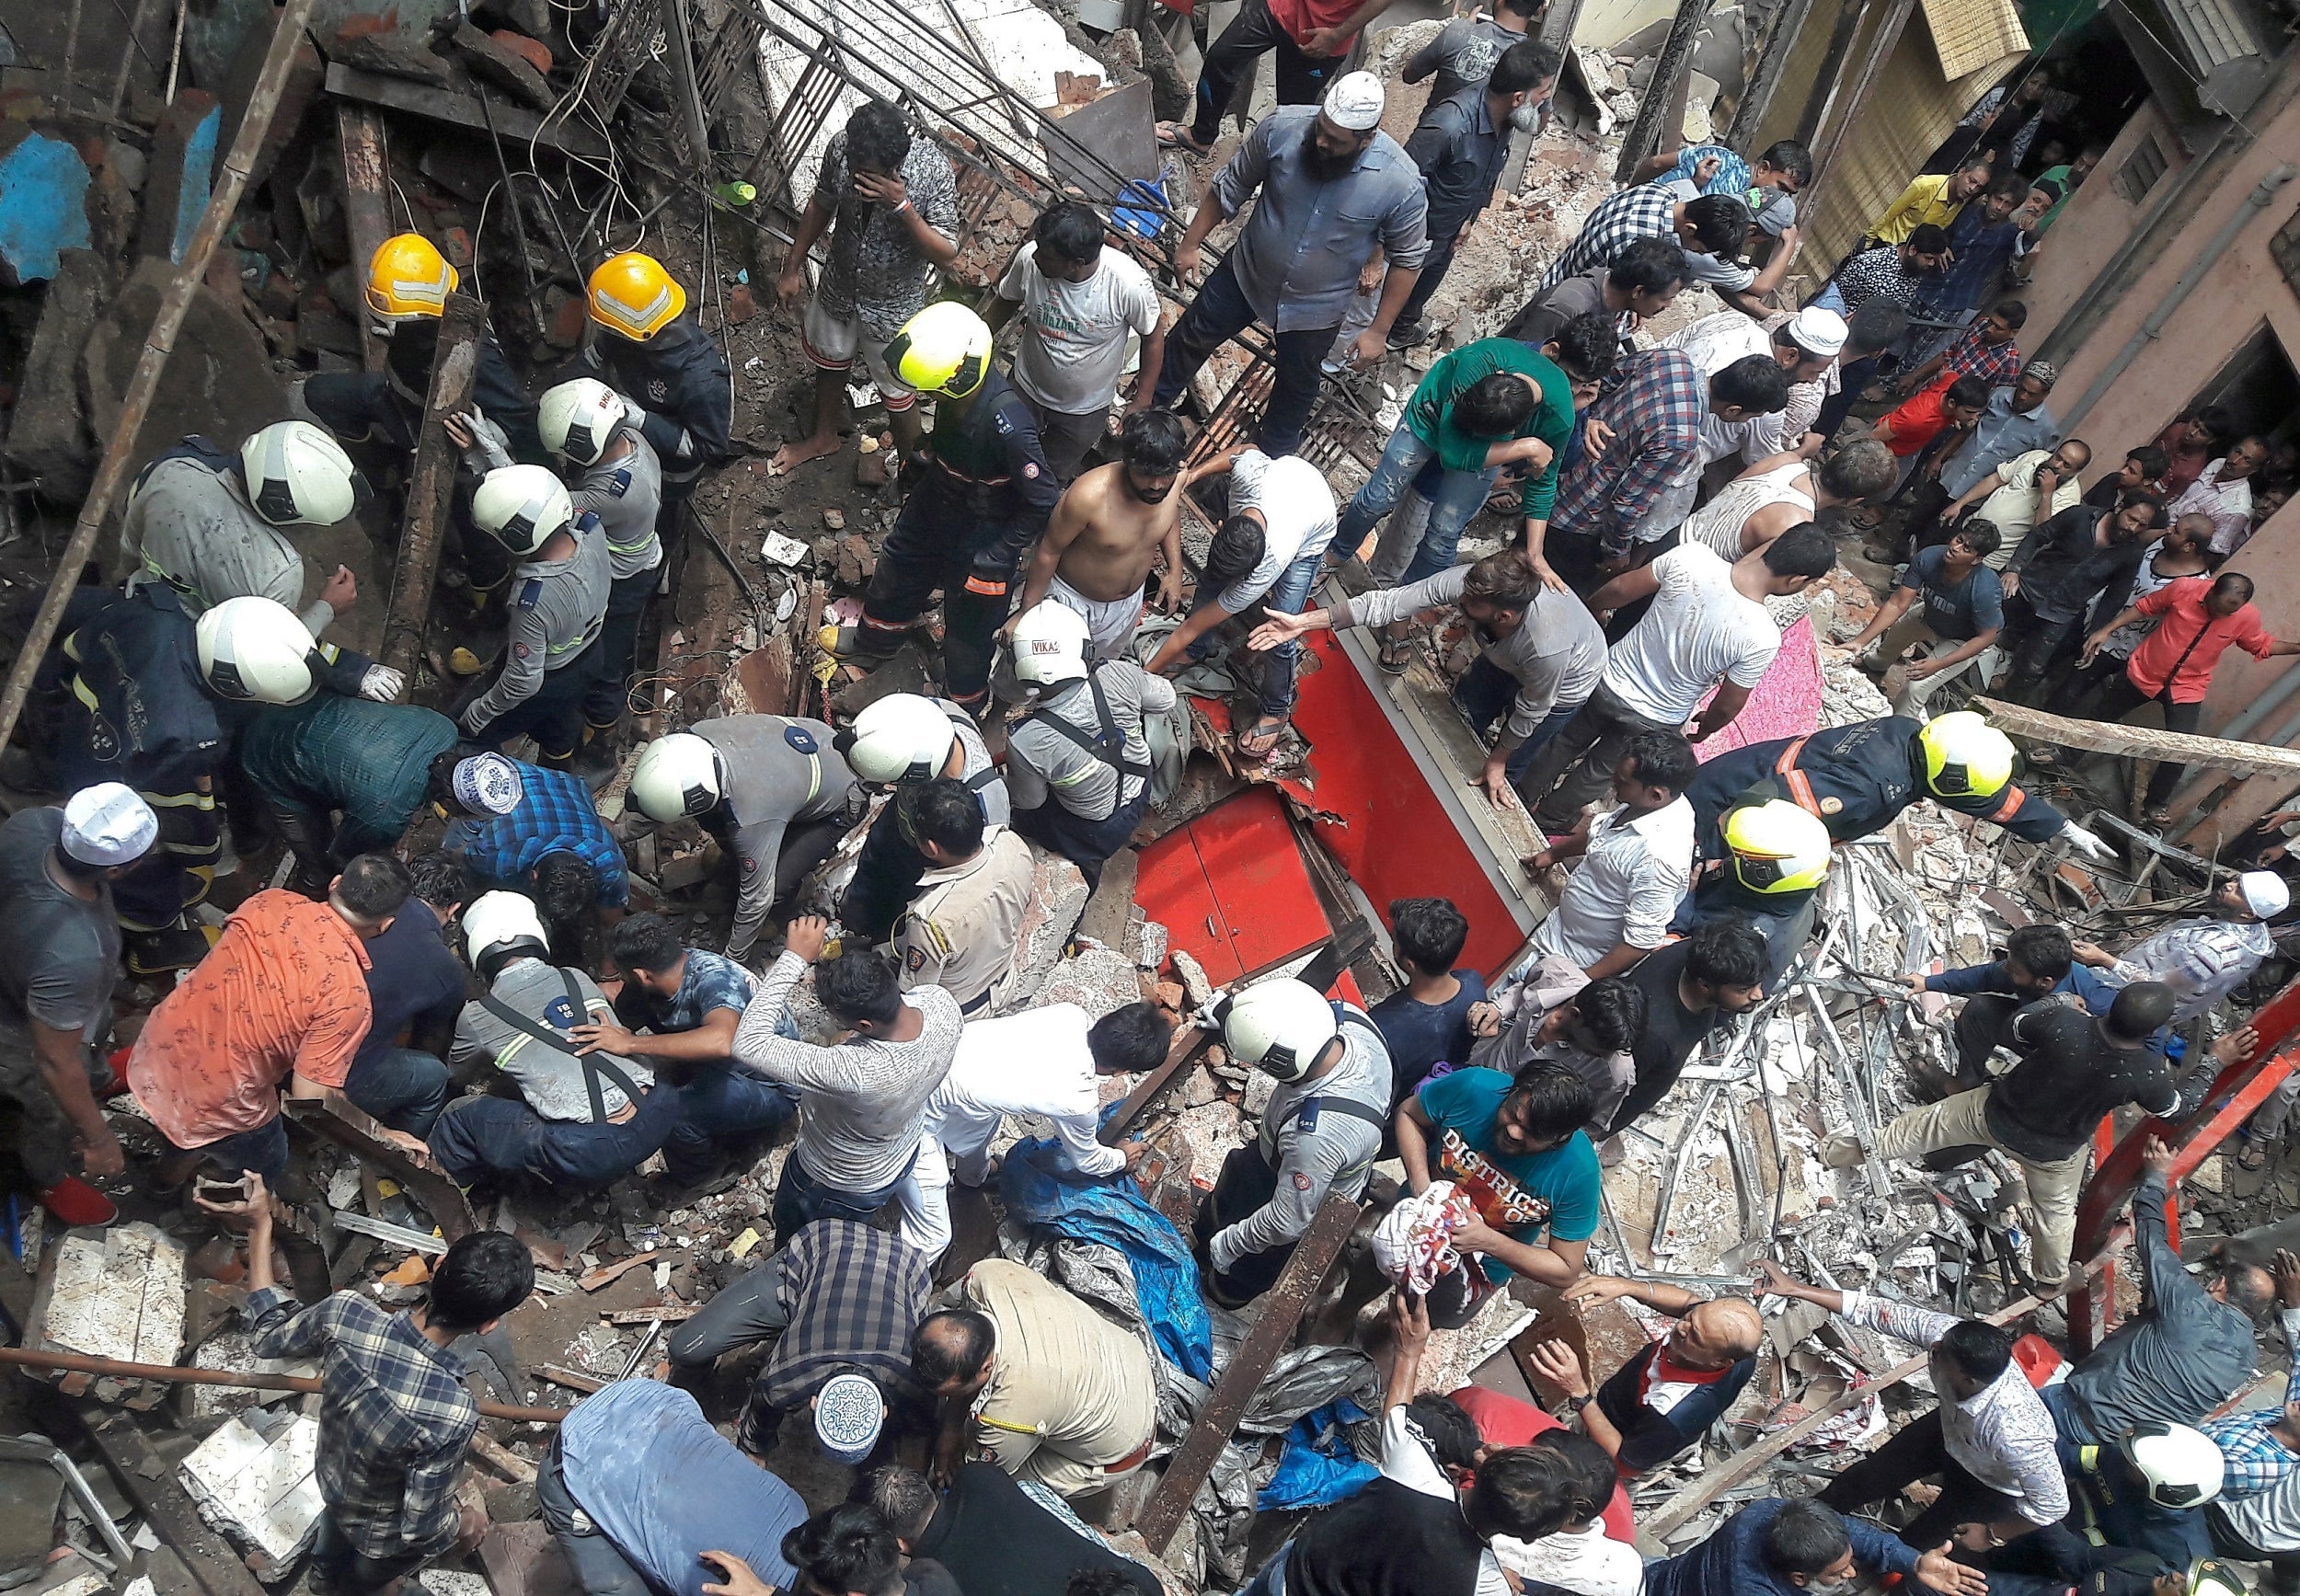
left=1644, top=1496, right=1987, bottom=1596
left=1196, top=978, right=1395, bottom=1307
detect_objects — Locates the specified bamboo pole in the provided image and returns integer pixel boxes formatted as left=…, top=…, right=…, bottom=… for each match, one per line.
left=0, top=0, right=319, bottom=754
left=0, top=1343, right=571, bottom=1423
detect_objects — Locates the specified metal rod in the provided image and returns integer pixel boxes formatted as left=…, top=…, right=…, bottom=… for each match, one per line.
left=0, top=1345, right=568, bottom=1422
left=0, top=1436, right=135, bottom=1568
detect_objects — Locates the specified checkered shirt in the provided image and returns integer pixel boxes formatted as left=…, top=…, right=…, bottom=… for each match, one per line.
left=1549, top=348, right=1706, bottom=559
left=1938, top=326, right=2025, bottom=391
left=757, top=1219, right=934, bottom=1411
left=1536, top=186, right=1677, bottom=295
left=1835, top=244, right=1928, bottom=311
left=443, top=760, right=628, bottom=907
left=247, top=1286, right=478, bottom=1559
left=2205, top=1309, right=2300, bottom=1498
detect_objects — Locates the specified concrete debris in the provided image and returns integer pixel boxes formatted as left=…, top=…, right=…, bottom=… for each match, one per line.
left=179, top=1412, right=326, bottom=1573
left=32, top=1225, right=188, bottom=1376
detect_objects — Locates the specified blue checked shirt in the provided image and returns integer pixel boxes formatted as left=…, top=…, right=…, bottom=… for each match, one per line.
left=443, top=761, right=628, bottom=907
left=1536, top=185, right=1753, bottom=296
left=2205, top=1308, right=2300, bottom=1499
left=1548, top=348, right=1707, bottom=559
left=247, top=1286, right=478, bottom=1559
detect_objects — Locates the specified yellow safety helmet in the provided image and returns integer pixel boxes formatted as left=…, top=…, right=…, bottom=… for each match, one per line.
left=885, top=302, right=993, bottom=398
left=364, top=233, right=458, bottom=323
left=1916, top=710, right=2015, bottom=800
left=587, top=252, right=687, bottom=341
left=1721, top=798, right=1833, bottom=895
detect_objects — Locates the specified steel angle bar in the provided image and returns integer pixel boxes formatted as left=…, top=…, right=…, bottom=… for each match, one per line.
left=1801, top=987, right=1892, bottom=1197
left=1719, top=1091, right=1769, bottom=1264
left=1649, top=1082, right=1724, bottom=1257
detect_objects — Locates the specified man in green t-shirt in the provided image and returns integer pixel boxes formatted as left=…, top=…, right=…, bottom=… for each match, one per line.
left=1394, top=1058, right=1602, bottom=1326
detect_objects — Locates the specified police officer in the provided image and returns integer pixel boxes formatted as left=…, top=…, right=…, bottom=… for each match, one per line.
left=536, top=379, right=663, bottom=764
left=1196, top=979, right=1394, bottom=1309
left=301, top=234, right=542, bottom=462
left=828, top=304, right=1060, bottom=714
left=459, top=465, right=613, bottom=769
left=889, top=778, right=1035, bottom=1016
left=124, top=421, right=365, bottom=633
left=628, top=716, right=861, bottom=966
left=834, top=692, right=1009, bottom=946
left=33, top=594, right=374, bottom=972
left=580, top=253, right=731, bottom=541
left=1684, top=711, right=2112, bottom=864
left=1673, top=798, right=1834, bottom=984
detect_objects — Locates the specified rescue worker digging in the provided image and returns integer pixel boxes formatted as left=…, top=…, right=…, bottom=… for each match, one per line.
left=540, top=378, right=664, bottom=766
left=834, top=693, right=1011, bottom=946
left=457, top=465, right=613, bottom=773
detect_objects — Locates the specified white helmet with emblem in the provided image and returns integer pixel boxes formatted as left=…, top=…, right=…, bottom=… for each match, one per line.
left=1009, top=602, right=1092, bottom=688
left=2116, top=1422, right=2225, bottom=1510
left=1222, top=979, right=1340, bottom=1083
left=841, top=694, right=958, bottom=785
left=471, top=464, right=575, bottom=556
left=629, top=731, right=725, bottom=821
left=239, top=419, right=359, bottom=526
left=537, top=378, right=631, bottom=467
left=462, top=890, right=552, bottom=967
left=193, top=596, right=320, bottom=706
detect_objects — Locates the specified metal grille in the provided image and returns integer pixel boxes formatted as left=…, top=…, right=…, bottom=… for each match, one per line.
left=577, top=0, right=661, bottom=124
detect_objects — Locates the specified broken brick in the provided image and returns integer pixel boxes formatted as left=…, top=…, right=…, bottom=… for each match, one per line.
left=489, top=29, right=554, bottom=74
left=441, top=226, right=475, bottom=270
left=544, top=283, right=588, bottom=349
left=724, top=284, right=756, bottom=325
left=447, top=21, right=557, bottom=109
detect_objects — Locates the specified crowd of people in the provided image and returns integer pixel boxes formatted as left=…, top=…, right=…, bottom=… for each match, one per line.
left=5, top=14, right=2299, bottom=1596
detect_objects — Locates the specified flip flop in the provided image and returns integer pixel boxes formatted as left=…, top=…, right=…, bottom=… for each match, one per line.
left=2239, top=1137, right=2271, bottom=1173
left=1156, top=121, right=1213, bottom=154
left=1236, top=715, right=1288, bottom=762
left=1377, top=633, right=1412, bottom=674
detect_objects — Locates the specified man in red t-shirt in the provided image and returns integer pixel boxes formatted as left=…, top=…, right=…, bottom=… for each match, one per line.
left=1445, top=1385, right=1637, bottom=1542
left=1871, top=373, right=1988, bottom=462
left=2080, top=569, right=2300, bottom=822
left=1160, top=0, right=1403, bottom=154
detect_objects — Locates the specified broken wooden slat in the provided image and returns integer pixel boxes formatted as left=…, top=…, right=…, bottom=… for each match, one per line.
left=605, top=1303, right=696, bottom=1325
left=1098, top=1025, right=1213, bottom=1146
left=536, top=1364, right=607, bottom=1394
left=337, top=104, right=391, bottom=373
left=1973, top=696, right=2300, bottom=777
left=1131, top=1192, right=1363, bottom=1556
left=469, top=1431, right=539, bottom=1484
left=579, top=1252, right=664, bottom=1291
left=283, top=1094, right=478, bottom=1241
left=322, top=63, right=614, bottom=159
left=381, top=291, right=483, bottom=677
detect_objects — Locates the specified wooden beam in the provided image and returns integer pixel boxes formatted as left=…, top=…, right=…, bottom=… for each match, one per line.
left=1972, top=696, right=2300, bottom=777
left=284, top=1093, right=479, bottom=1241
left=1804, top=0, right=1916, bottom=209
left=1725, top=0, right=1820, bottom=146
left=338, top=104, right=392, bottom=373
left=1132, top=1193, right=1363, bottom=1555
left=381, top=290, right=483, bottom=677
left=1100, top=1025, right=1213, bottom=1145
left=1792, top=0, right=1869, bottom=149
left=1614, top=0, right=1712, bottom=183
left=323, top=63, right=614, bottom=159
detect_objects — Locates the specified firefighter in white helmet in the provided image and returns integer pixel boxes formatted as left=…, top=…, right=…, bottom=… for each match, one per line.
left=580, top=252, right=730, bottom=538
left=1197, top=977, right=1392, bottom=1308
left=1002, top=601, right=1174, bottom=890
left=627, top=717, right=859, bottom=966
left=457, top=465, right=613, bottom=770
left=834, top=692, right=1009, bottom=944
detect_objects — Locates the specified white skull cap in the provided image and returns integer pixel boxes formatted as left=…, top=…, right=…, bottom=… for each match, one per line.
left=1322, top=71, right=1385, bottom=131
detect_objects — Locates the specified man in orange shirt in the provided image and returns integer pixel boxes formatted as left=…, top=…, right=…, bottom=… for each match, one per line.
left=130, top=854, right=409, bottom=1186
left=1871, top=374, right=1989, bottom=464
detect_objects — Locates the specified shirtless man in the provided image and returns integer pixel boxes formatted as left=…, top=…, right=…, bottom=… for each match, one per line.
left=1680, top=438, right=1896, bottom=562
left=1013, top=410, right=1200, bottom=661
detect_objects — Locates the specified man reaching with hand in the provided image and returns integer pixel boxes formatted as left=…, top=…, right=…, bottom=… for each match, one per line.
left=1524, top=1275, right=1761, bottom=1475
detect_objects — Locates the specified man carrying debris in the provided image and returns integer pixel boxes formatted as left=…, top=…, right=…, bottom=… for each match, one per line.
left=457, top=465, right=614, bottom=770
left=828, top=303, right=1062, bottom=716
left=206, top=1178, right=535, bottom=1596
left=1197, top=978, right=1394, bottom=1307
left=836, top=694, right=1009, bottom=945
left=1525, top=1278, right=1763, bottom=1475
left=913, top=1259, right=1158, bottom=1497
left=1012, top=411, right=1198, bottom=662
left=1006, top=603, right=1176, bottom=890
left=1643, top=1496, right=1986, bottom=1596
left=668, top=1218, right=934, bottom=1458
left=0, top=785, right=157, bottom=1225
left=988, top=201, right=1168, bottom=484
left=1753, top=1261, right=2067, bottom=1549
left=1465, top=957, right=1646, bottom=1138
left=732, top=916, right=960, bottom=1239
left=1523, top=730, right=1698, bottom=979
left=771, top=100, right=959, bottom=475
left=627, top=715, right=861, bottom=967
left=1908, top=924, right=2122, bottom=1099
left=1153, top=75, right=1431, bottom=460
left=582, top=252, right=731, bottom=538
left=890, top=780, right=1036, bottom=1016
left=1825, top=982, right=2187, bottom=1290
left=442, top=753, right=628, bottom=960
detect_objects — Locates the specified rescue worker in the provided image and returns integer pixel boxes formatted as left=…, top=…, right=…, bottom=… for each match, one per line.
left=827, top=304, right=1060, bottom=714
left=1673, top=798, right=1834, bottom=982
left=1682, top=711, right=2113, bottom=864
left=537, top=379, right=663, bottom=762
left=238, top=702, right=472, bottom=889
left=123, top=421, right=364, bottom=634
left=890, top=779, right=1036, bottom=1016
left=628, top=717, right=861, bottom=967
left=301, top=233, right=542, bottom=461
left=1003, top=603, right=1174, bottom=891
left=580, top=252, right=731, bottom=541
left=458, top=465, right=613, bottom=770
left=1196, top=979, right=1393, bottom=1308
left=34, top=593, right=385, bottom=971
left=834, top=693, right=1010, bottom=946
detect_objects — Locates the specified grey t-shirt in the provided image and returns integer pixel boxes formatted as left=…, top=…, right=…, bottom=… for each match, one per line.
left=1409, top=14, right=1523, bottom=100
left=0, top=809, right=121, bottom=1043
left=694, top=716, right=860, bottom=962
left=453, top=958, right=654, bottom=1122
left=1006, top=663, right=1176, bottom=821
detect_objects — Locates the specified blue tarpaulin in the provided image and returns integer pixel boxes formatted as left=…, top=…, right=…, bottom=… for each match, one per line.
left=998, top=1131, right=1214, bottom=1380
left=1257, top=1399, right=1376, bottom=1511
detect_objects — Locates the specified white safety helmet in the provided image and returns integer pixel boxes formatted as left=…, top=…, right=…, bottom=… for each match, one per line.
left=841, top=694, right=958, bottom=786
left=471, top=464, right=575, bottom=556
left=629, top=731, right=726, bottom=821
left=193, top=596, right=320, bottom=706
left=1222, top=979, right=1340, bottom=1083
left=1008, top=602, right=1091, bottom=688
left=461, top=890, right=550, bottom=967
left=239, top=419, right=359, bottom=526
left=537, top=378, right=630, bottom=467
left=2116, top=1422, right=2225, bottom=1510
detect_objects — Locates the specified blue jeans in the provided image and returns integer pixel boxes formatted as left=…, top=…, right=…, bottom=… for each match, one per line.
left=1152, top=258, right=1334, bottom=459
left=1340, top=427, right=1502, bottom=589
left=662, top=1068, right=798, bottom=1184
left=427, top=1084, right=683, bottom=1189
left=1236, top=1544, right=1291, bottom=1596
left=344, top=1047, right=453, bottom=1139
left=770, top=1143, right=919, bottom=1241
left=1451, top=659, right=1581, bottom=782
left=1186, top=542, right=1327, bottom=719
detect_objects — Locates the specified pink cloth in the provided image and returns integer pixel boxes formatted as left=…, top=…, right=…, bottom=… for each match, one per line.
left=1690, top=614, right=1823, bottom=763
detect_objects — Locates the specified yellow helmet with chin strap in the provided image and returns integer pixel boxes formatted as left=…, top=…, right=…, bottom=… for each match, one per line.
left=1917, top=710, right=2015, bottom=800
left=886, top=302, right=993, bottom=398
left=365, top=234, right=459, bottom=322
left=587, top=252, right=687, bottom=340
left=1721, top=798, right=1833, bottom=895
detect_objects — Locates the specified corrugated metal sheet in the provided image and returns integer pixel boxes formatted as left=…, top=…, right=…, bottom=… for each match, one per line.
left=1925, top=0, right=2030, bottom=79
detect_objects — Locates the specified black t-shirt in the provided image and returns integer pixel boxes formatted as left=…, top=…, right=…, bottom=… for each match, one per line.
left=1594, top=1342, right=1757, bottom=1473
left=1368, top=971, right=1489, bottom=1107
left=911, top=1464, right=1160, bottom=1596
left=1983, top=1002, right=2179, bottom=1161
left=356, top=900, right=466, bottom=1070
left=1626, top=940, right=1719, bottom=1097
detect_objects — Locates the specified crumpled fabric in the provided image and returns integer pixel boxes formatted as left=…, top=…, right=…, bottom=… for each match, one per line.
left=1371, top=1178, right=1470, bottom=1293
left=1257, top=1398, right=1377, bottom=1511
left=1133, top=614, right=1236, bottom=699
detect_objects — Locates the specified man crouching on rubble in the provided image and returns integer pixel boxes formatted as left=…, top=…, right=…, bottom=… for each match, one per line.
left=201, top=1177, right=534, bottom=1596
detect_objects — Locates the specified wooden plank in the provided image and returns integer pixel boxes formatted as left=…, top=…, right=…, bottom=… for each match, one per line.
left=381, top=290, right=483, bottom=676
left=1131, top=1192, right=1363, bottom=1555
left=605, top=1304, right=696, bottom=1325
left=536, top=1364, right=607, bottom=1394
left=1973, top=696, right=2300, bottom=777
left=337, top=104, right=391, bottom=373
left=283, top=1094, right=479, bottom=1241
left=70, top=1405, right=271, bottom=1596
left=1098, top=1027, right=1213, bottom=1145
left=323, top=63, right=614, bottom=159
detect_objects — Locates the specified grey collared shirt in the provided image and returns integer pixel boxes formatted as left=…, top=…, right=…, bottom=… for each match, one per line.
left=1941, top=391, right=2058, bottom=499
left=1405, top=86, right=1505, bottom=241
left=1210, top=106, right=1431, bottom=333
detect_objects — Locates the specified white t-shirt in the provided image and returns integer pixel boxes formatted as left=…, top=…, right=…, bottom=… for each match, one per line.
left=1490, top=1522, right=1645, bottom=1596
left=995, top=243, right=1162, bottom=417
left=1601, top=544, right=1780, bottom=725
left=1217, top=450, right=1340, bottom=613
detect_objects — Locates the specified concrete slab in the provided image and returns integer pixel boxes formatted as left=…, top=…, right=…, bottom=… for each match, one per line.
left=34, top=1224, right=187, bottom=1367
left=178, top=1414, right=324, bottom=1574
left=0, top=127, right=93, bottom=288
left=136, top=91, right=220, bottom=264
left=0, top=1457, right=67, bottom=1578
left=1, top=247, right=105, bottom=503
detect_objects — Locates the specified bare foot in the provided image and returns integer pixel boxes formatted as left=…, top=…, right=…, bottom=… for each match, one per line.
left=771, top=432, right=842, bottom=475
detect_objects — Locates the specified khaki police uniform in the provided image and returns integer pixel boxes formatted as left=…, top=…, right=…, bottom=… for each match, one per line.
left=892, top=827, right=1035, bottom=1015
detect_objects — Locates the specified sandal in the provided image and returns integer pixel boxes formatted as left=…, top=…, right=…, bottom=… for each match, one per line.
left=2239, top=1137, right=2271, bottom=1173
left=1236, top=715, right=1288, bottom=762
left=1377, top=630, right=1413, bottom=674
left=1156, top=121, right=1213, bottom=155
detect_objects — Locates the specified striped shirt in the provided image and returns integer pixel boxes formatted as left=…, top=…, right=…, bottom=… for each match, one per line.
left=757, top=1220, right=934, bottom=1411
